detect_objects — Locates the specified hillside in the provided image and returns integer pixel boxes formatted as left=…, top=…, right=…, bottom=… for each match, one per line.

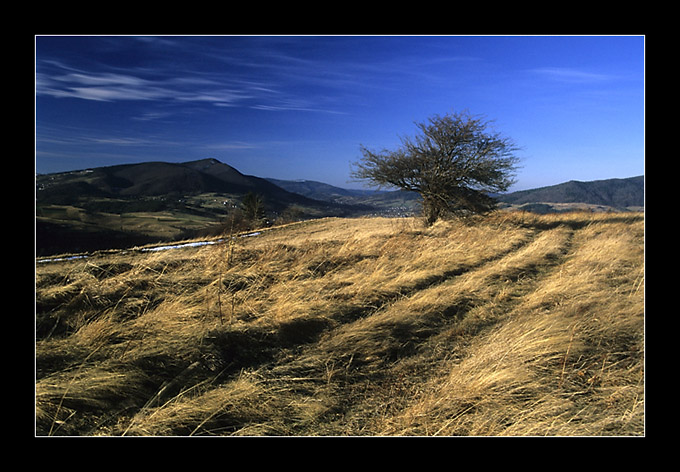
left=35, top=160, right=644, bottom=256
left=35, top=159, right=362, bottom=256
left=36, top=211, right=644, bottom=436
left=36, top=158, right=324, bottom=207
left=497, top=176, right=644, bottom=210
left=264, top=178, right=426, bottom=216
left=265, top=177, right=379, bottom=201
left=267, top=175, right=644, bottom=215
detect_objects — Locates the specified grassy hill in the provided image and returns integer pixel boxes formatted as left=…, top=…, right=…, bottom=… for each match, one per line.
left=35, top=211, right=644, bottom=436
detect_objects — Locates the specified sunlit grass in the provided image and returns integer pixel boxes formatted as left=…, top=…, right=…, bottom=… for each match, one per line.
left=35, top=211, right=644, bottom=436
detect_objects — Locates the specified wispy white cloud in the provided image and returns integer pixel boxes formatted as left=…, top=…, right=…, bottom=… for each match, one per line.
left=250, top=102, right=347, bottom=114
left=530, top=67, right=614, bottom=84
left=131, top=111, right=176, bottom=122
left=36, top=54, right=345, bottom=115
left=38, top=68, right=243, bottom=105
left=36, top=124, right=181, bottom=149
left=203, top=141, right=259, bottom=150
left=87, top=136, right=163, bottom=146
left=36, top=36, right=481, bottom=119
left=175, top=89, right=254, bottom=105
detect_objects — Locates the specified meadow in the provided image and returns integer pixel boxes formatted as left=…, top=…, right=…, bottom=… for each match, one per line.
left=35, top=211, right=644, bottom=436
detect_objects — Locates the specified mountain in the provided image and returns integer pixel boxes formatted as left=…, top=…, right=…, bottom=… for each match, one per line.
left=497, top=176, right=644, bottom=210
left=268, top=175, right=645, bottom=215
left=265, top=177, right=422, bottom=216
left=36, top=158, right=325, bottom=210
left=35, top=159, right=360, bottom=256
left=35, top=159, right=644, bottom=256
left=265, top=178, right=378, bottom=201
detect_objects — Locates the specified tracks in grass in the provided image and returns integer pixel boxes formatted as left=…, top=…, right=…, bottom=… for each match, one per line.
left=188, top=224, right=580, bottom=435
left=42, top=215, right=631, bottom=436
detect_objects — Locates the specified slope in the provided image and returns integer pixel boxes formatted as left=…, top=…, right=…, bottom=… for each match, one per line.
left=265, top=177, right=379, bottom=201
left=35, top=211, right=644, bottom=436
left=182, top=159, right=330, bottom=207
left=37, top=158, right=325, bottom=207
left=266, top=177, right=422, bottom=216
left=498, top=175, right=644, bottom=209
left=35, top=159, right=353, bottom=256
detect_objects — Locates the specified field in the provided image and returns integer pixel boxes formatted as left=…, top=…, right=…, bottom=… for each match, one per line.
left=35, top=194, right=237, bottom=256
left=35, top=211, right=645, bottom=436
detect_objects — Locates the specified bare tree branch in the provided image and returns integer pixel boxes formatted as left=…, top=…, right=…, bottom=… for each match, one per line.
left=351, top=111, right=520, bottom=224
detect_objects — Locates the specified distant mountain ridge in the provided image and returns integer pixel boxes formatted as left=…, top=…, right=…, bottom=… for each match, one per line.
left=497, top=176, right=644, bottom=209
left=36, top=158, right=329, bottom=211
left=266, top=174, right=644, bottom=212
left=265, top=177, right=379, bottom=201
left=36, top=158, right=355, bottom=256
left=35, top=160, right=643, bottom=256
left=36, top=158, right=644, bottom=212
left=265, top=177, right=422, bottom=216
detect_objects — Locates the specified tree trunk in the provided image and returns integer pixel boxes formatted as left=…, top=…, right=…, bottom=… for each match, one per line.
left=422, top=196, right=442, bottom=226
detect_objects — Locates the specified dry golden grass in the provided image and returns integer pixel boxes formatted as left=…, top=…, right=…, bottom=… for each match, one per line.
left=35, top=211, right=644, bottom=436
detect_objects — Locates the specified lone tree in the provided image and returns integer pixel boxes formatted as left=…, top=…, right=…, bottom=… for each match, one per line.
left=351, top=111, right=520, bottom=225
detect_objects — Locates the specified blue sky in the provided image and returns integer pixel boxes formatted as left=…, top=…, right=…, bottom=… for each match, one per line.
left=35, top=35, right=644, bottom=191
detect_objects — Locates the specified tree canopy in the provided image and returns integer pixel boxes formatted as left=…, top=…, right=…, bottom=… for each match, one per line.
left=351, top=111, right=520, bottom=224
